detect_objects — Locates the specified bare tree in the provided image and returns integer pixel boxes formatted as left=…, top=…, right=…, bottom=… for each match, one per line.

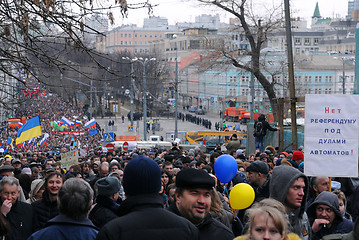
left=198, top=0, right=284, bottom=119
left=0, top=0, right=154, bottom=111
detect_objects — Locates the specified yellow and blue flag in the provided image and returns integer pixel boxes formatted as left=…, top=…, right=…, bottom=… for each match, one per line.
left=16, top=116, right=42, bottom=145
left=6, top=137, right=13, bottom=146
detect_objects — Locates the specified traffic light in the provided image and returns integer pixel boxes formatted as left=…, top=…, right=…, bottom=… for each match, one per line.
left=269, top=107, right=272, bottom=113
left=255, top=108, right=258, bottom=112
left=172, top=103, right=175, bottom=107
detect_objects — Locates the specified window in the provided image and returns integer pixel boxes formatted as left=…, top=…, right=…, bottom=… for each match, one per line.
left=295, top=38, right=301, bottom=45
left=304, top=76, right=312, bottom=82
left=304, top=38, right=311, bottom=45
left=314, top=76, right=322, bottom=82
left=241, top=76, right=249, bottom=82
left=145, top=34, right=147, bottom=38
left=120, top=33, right=123, bottom=37
left=120, top=41, right=123, bottom=45
left=314, top=38, right=319, bottom=45
left=325, top=76, right=332, bottom=82
left=135, top=34, right=137, bottom=37
left=129, top=34, right=131, bottom=37
left=296, top=48, right=300, bottom=54
left=124, top=34, right=127, bottom=37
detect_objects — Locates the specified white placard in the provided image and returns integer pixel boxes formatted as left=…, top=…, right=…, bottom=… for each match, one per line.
left=61, top=150, right=79, bottom=170
left=304, top=94, right=359, bottom=177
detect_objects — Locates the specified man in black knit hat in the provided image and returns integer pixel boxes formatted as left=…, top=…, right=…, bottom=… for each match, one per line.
left=95, top=155, right=198, bottom=240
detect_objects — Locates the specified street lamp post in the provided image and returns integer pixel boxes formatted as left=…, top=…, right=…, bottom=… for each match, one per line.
left=334, top=56, right=354, bottom=94
left=342, top=60, right=346, bottom=94
left=122, top=57, right=136, bottom=127
left=132, top=57, right=156, bottom=140
left=173, top=35, right=179, bottom=139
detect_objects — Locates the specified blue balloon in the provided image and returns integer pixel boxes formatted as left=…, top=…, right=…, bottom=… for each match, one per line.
left=214, top=154, right=238, bottom=183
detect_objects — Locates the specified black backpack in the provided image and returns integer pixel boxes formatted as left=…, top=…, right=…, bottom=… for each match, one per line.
left=254, top=121, right=265, bottom=137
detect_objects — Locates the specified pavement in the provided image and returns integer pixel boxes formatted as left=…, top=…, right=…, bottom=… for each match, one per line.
left=96, top=106, right=230, bottom=141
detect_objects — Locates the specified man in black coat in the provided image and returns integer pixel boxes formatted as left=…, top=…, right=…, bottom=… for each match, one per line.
left=89, top=177, right=121, bottom=228
left=253, top=114, right=278, bottom=152
left=0, top=176, right=33, bottom=240
left=168, top=168, right=234, bottom=240
left=95, top=156, right=198, bottom=240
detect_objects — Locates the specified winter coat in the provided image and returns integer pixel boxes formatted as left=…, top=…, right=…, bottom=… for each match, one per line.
left=89, top=195, right=120, bottom=228
left=269, top=165, right=311, bottom=240
left=4, top=200, right=33, bottom=240
left=31, top=190, right=59, bottom=231
left=226, top=139, right=242, bottom=154
left=95, top=194, right=198, bottom=240
left=168, top=202, right=234, bottom=240
left=254, top=116, right=277, bottom=137
left=322, top=218, right=359, bottom=240
left=307, top=191, right=353, bottom=240
left=27, top=215, right=98, bottom=240
left=254, top=175, right=271, bottom=202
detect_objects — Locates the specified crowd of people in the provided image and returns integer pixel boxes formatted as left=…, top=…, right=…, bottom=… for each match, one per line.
left=0, top=136, right=357, bottom=240
left=0, top=83, right=358, bottom=240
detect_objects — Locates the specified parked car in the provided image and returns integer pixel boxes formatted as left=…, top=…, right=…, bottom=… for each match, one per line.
left=196, top=108, right=205, bottom=115
left=188, top=106, right=197, bottom=113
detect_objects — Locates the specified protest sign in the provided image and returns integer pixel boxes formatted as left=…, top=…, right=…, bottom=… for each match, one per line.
left=304, top=94, right=359, bottom=177
left=61, top=150, right=79, bottom=170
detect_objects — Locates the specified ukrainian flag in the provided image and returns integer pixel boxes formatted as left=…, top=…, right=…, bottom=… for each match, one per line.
left=16, top=116, right=42, bottom=145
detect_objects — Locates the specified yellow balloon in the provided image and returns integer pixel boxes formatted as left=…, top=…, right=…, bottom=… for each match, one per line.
left=229, top=183, right=255, bottom=210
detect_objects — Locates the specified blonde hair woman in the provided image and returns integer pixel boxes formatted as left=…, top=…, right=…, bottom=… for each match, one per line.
left=235, top=200, right=301, bottom=240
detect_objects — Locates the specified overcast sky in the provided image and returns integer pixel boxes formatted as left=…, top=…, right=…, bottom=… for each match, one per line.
left=113, top=0, right=349, bottom=28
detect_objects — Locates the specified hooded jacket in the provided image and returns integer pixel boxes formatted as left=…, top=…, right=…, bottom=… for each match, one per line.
left=307, top=191, right=353, bottom=240
left=322, top=218, right=359, bottom=240
left=269, top=165, right=311, bottom=240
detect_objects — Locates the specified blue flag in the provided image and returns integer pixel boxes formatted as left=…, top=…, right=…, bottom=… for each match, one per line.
left=88, top=129, right=98, bottom=136
left=6, top=137, right=13, bottom=145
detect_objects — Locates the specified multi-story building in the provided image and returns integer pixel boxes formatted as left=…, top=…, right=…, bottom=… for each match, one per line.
left=175, top=50, right=354, bottom=114
left=95, top=17, right=178, bottom=54
left=84, top=13, right=109, bottom=48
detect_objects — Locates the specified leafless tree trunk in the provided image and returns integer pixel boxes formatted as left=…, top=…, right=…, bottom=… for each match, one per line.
left=198, top=0, right=284, bottom=120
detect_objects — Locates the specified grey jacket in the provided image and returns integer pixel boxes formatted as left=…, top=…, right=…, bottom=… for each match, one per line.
left=269, top=165, right=311, bottom=240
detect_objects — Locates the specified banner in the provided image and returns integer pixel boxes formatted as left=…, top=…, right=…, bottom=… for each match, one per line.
left=61, top=150, right=79, bottom=170
left=304, top=94, right=359, bottom=177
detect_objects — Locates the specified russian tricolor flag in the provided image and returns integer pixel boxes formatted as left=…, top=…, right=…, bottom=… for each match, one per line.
left=39, top=133, right=49, bottom=147
left=75, top=120, right=82, bottom=126
left=61, top=116, right=74, bottom=127
left=59, top=116, right=74, bottom=127
left=28, top=138, right=36, bottom=147
left=85, top=118, right=96, bottom=129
